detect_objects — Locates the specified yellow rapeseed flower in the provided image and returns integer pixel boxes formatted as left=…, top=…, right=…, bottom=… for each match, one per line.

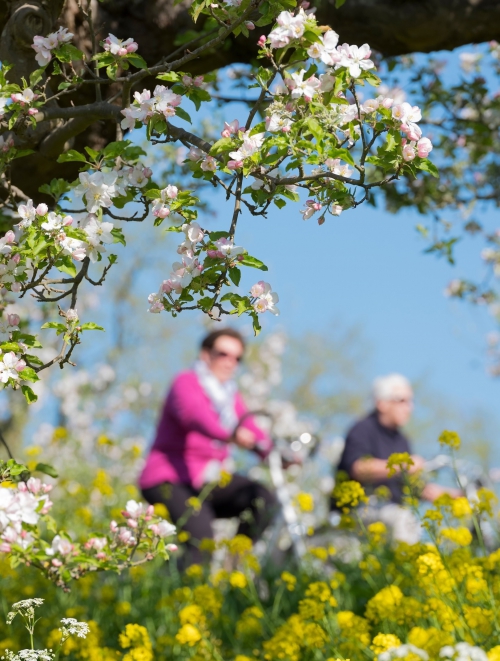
left=175, top=624, right=202, bottom=646
left=295, top=492, right=314, bottom=512
left=365, top=585, right=403, bottom=622
left=440, top=526, right=473, bottom=546
left=438, top=430, right=461, bottom=450
left=370, top=633, right=402, bottom=655
left=229, top=570, right=248, bottom=589
left=332, top=480, right=368, bottom=510
left=280, top=571, right=297, bottom=591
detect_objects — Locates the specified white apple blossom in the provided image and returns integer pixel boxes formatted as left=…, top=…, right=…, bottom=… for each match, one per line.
left=75, top=171, right=118, bottom=213
left=153, top=85, right=182, bottom=117
left=229, top=132, right=265, bottom=161
left=266, top=114, right=293, bottom=133
left=41, top=212, right=70, bottom=233
left=288, top=70, right=321, bottom=101
left=0, top=258, right=25, bottom=285
left=17, top=199, right=36, bottom=228
left=338, top=43, right=375, bottom=78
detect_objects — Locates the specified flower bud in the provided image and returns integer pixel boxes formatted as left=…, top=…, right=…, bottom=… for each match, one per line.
left=12, top=254, right=20, bottom=264
left=11, top=282, right=21, bottom=292
left=257, top=35, right=266, bottom=47
left=66, top=308, right=78, bottom=322
left=245, top=21, right=255, bottom=30
left=8, top=314, right=20, bottom=326
left=36, top=203, right=48, bottom=216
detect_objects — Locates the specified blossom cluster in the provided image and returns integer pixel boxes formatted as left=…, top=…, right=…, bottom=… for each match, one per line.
left=0, top=479, right=53, bottom=553
left=103, top=34, right=138, bottom=57
left=121, top=86, right=182, bottom=130
left=31, top=27, right=73, bottom=66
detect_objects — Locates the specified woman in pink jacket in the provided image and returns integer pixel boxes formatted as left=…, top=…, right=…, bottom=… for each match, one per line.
left=139, top=328, right=276, bottom=566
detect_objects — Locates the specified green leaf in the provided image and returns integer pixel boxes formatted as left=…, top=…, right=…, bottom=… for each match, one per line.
left=127, top=53, right=148, bottom=69
left=108, top=254, right=118, bottom=265
left=273, top=198, right=286, bottom=209
left=175, top=107, right=192, bottom=124
left=156, top=72, right=180, bottom=82
left=80, top=322, right=105, bottom=331
left=103, top=140, right=129, bottom=159
left=209, top=231, right=230, bottom=240
left=111, top=228, right=126, bottom=246
left=19, top=366, right=39, bottom=383
left=417, top=159, right=439, bottom=178
left=210, top=137, right=233, bottom=155
left=228, top=267, right=241, bottom=286
left=34, top=462, right=58, bottom=478
left=106, top=63, right=118, bottom=80
left=21, top=385, right=37, bottom=404
left=55, top=255, right=77, bottom=277
left=335, top=0, right=346, bottom=6
left=57, top=150, right=87, bottom=163
left=84, top=146, right=99, bottom=160
left=240, top=255, right=268, bottom=271
left=29, top=68, right=45, bottom=87
left=41, top=322, right=66, bottom=331
left=56, top=43, right=84, bottom=63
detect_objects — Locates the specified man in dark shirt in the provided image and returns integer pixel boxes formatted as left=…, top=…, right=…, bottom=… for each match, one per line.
left=337, top=373, right=457, bottom=505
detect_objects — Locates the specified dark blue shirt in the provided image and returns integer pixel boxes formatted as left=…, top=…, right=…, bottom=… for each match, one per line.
left=337, top=411, right=412, bottom=504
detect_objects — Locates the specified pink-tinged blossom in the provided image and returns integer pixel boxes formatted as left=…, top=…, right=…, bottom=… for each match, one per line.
left=117, top=527, right=136, bottom=545
left=200, top=155, right=217, bottom=172
left=35, top=203, right=48, bottom=216
left=148, top=290, right=165, bottom=314
left=319, top=73, right=335, bottom=92
left=257, top=35, right=267, bottom=47
left=208, top=237, right=244, bottom=260
left=361, top=98, right=379, bottom=113
left=227, top=159, right=243, bottom=170
left=331, top=204, right=343, bottom=216
left=300, top=199, right=321, bottom=220
left=251, top=281, right=279, bottom=315
left=417, top=137, right=433, bottom=158
left=0, top=132, right=14, bottom=149
left=188, top=146, right=203, bottom=161
left=32, top=28, right=73, bottom=66
left=41, top=212, right=67, bottom=233
left=66, top=308, right=79, bottom=322
left=48, top=534, right=73, bottom=556
left=182, top=221, right=204, bottom=243
left=59, top=236, right=87, bottom=262
left=153, top=84, right=182, bottom=116
left=307, top=30, right=340, bottom=66
left=17, top=199, right=36, bottom=228
left=103, top=34, right=139, bottom=56
left=11, top=88, right=36, bottom=105
left=165, top=185, right=178, bottom=199
left=149, top=520, right=176, bottom=537
left=221, top=119, right=240, bottom=138
left=8, top=313, right=20, bottom=327
left=127, top=164, right=151, bottom=188
left=193, top=76, right=204, bottom=87
left=402, top=142, right=416, bottom=162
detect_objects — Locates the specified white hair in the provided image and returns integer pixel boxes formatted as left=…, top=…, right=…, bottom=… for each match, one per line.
left=372, top=373, right=412, bottom=402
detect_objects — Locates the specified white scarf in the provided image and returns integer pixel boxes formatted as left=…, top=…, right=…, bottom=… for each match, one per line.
left=194, top=360, right=238, bottom=432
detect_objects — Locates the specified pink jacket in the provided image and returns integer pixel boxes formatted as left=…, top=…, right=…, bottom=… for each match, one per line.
left=139, top=370, right=272, bottom=490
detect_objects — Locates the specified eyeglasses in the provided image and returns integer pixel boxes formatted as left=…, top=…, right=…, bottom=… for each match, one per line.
left=211, top=349, right=243, bottom=363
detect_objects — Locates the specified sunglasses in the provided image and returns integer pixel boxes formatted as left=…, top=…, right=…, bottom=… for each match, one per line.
left=211, top=349, right=243, bottom=363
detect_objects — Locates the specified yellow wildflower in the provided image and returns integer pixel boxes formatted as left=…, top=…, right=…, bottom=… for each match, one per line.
left=440, top=526, right=473, bottom=546
left=488, top=647, right=500, bottom=661
left=280, top=571, right=297, bottom=591
left=332, top=480, right=368, bottom=509
left=298, top=598, right=325, bottom=621
left=386, top=452, right=414, bottom=477
left=438, top=430, right=461, bottom=450
left=295, top=492, right=314, bottom=512
left=229, top=570, right=247, bottom=589
left=179, top=604, right=206, bottom=627
left=371, top=633, right=402, bottom=655
left=186, top=496, right=202, bottom=512
left=176, top=624, right=202, bottom=646
left=186, top=563, right=204, bottom=579
left=365, top=585, right=403, bottom=622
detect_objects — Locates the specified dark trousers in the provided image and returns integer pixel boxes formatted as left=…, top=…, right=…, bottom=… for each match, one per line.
left=142, top=474, right=277, bottom=566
